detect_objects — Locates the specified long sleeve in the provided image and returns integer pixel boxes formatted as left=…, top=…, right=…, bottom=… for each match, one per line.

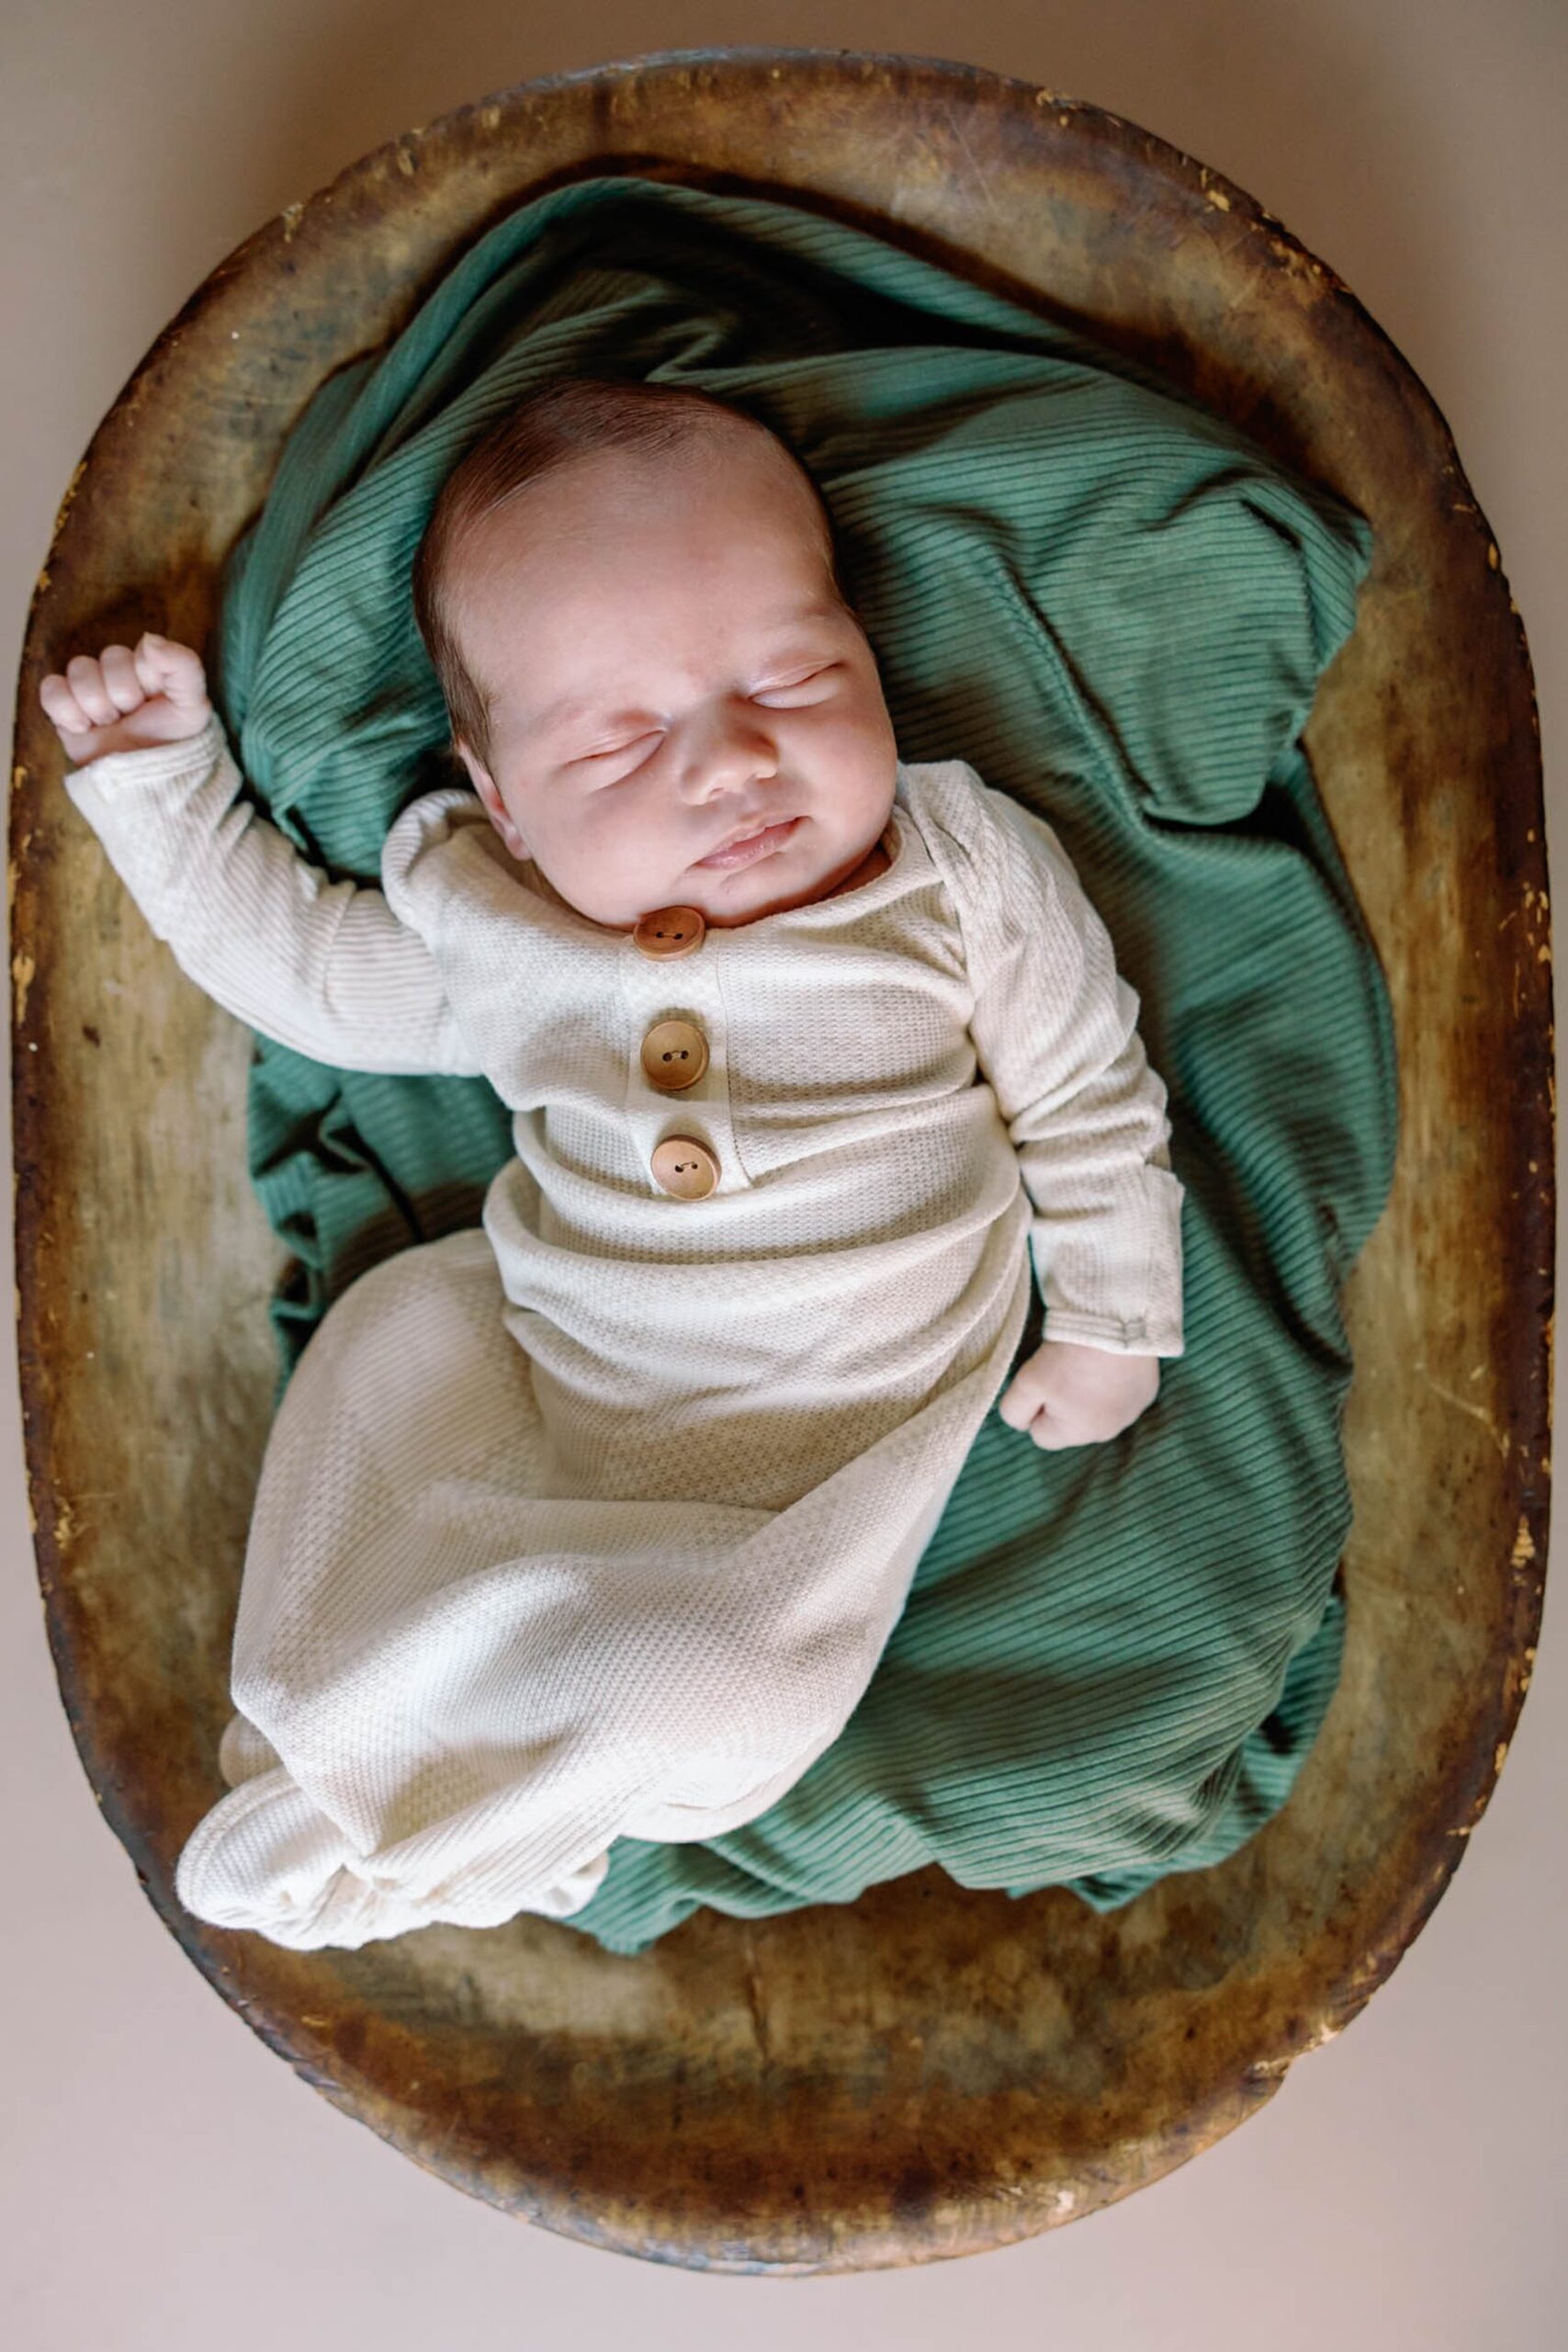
left=945, top=775, right=1186, bottom=1356
left=61, top=711, right=485, bottom=1078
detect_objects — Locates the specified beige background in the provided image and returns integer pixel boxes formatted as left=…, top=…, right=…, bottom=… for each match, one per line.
left=5, top=3, right=1563, bottom=2343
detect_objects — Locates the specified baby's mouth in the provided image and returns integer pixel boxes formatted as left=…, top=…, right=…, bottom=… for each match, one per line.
left=694, top=816, right=803, bottom=870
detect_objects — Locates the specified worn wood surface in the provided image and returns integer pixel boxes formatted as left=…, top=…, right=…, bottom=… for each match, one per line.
left=9, top=45, right=1551, bottom=2273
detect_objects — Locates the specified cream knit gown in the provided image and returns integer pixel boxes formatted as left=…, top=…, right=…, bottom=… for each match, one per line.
left=63, top=714, right=1186, bottom=1949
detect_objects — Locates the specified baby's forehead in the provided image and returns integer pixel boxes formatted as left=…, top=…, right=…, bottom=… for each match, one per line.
left=478, top=449, right=803, bottom=551
left=450, top=500, right=819, bottom=651
left=446, top=435, right=834, bottom=694
left=474, top=422, right=812, bottom=542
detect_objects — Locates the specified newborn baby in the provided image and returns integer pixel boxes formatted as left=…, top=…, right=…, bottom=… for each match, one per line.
left=40, top=377, right=1186, bottom=1949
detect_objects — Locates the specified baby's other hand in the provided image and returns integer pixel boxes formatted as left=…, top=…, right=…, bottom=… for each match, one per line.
left=998, top=1337, right=1160, bottom=1451
left=39, top=633, right=211, bottom=766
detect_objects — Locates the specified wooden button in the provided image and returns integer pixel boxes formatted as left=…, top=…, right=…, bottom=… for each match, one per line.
left=650, top=1136, right=719, bottom=1199
left=631, top=906, right=706, bottom=959
left=640, top=1018, right=709, bottom=1092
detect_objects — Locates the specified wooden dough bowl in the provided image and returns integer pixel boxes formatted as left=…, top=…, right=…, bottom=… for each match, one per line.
left=10, top=46, right=1551, bottom=2273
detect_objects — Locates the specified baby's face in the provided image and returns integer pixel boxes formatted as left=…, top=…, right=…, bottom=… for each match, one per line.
left=447, top=435, right=898, bottom=931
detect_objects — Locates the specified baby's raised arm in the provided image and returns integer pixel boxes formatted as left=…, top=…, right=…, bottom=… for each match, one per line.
left=39, top=635, right=483, bottom=1079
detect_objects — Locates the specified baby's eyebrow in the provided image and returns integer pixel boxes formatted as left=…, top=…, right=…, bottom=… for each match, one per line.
left=524, top=603, right=847, bottom=739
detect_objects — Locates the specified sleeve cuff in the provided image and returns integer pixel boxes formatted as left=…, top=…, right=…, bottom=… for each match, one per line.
left=62, top=707, right=228, bottom=793
left=1039, top=1305, right=1185, bottom=1359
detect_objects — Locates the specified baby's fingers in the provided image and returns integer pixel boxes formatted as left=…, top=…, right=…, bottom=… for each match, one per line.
left=132, top=632, right=207, bottom=708
left=39, top=629, right=210, bottom=763
left=37, top=672, right=95, bottom=738
left=996, top=1377, right=1045, bottom=1437
left=62, top=653, right=122, bottom=729
left=97, top=644, right=147, bottom=714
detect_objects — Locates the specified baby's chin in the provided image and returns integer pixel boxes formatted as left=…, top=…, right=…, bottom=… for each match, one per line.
left=686, top=836, right=885, bottom=928
left=547, top=819, right=886, bottom=932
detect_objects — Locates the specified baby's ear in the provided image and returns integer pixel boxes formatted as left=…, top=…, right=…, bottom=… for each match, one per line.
left=454, top=740, right=530, bottom=862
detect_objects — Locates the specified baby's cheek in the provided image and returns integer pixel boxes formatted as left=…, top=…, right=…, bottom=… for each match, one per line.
left=586, top=813, right=682, bottom=918
left=836, top=690, right=894, bottom=752
left=563, top=802, right=636, bottom=871
left=806, top=714, right=896, bottom=814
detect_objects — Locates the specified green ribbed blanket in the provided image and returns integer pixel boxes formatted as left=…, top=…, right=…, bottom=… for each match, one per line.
left=211, top=174, right=1396, bottom=1954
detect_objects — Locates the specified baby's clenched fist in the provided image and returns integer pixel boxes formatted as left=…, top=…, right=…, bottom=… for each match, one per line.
left=998, top=1336, right=1161, bottom=1450
left=39, top=633, right=211, bottom=766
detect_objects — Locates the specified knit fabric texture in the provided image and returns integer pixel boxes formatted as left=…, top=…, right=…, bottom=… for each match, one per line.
left=187, top=173, right=1393, bottom=1952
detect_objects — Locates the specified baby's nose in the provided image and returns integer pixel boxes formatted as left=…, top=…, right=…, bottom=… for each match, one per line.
left=682, top=703, right=779, bottom=790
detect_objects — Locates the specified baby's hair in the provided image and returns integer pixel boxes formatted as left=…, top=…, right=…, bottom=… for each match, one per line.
left=411, top=375, right=858, bottom=775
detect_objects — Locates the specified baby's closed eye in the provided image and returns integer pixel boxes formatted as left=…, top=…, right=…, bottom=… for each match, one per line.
left=566, top=667, right=842, bottom=769
left=750, top=663, right=840, bottom=706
